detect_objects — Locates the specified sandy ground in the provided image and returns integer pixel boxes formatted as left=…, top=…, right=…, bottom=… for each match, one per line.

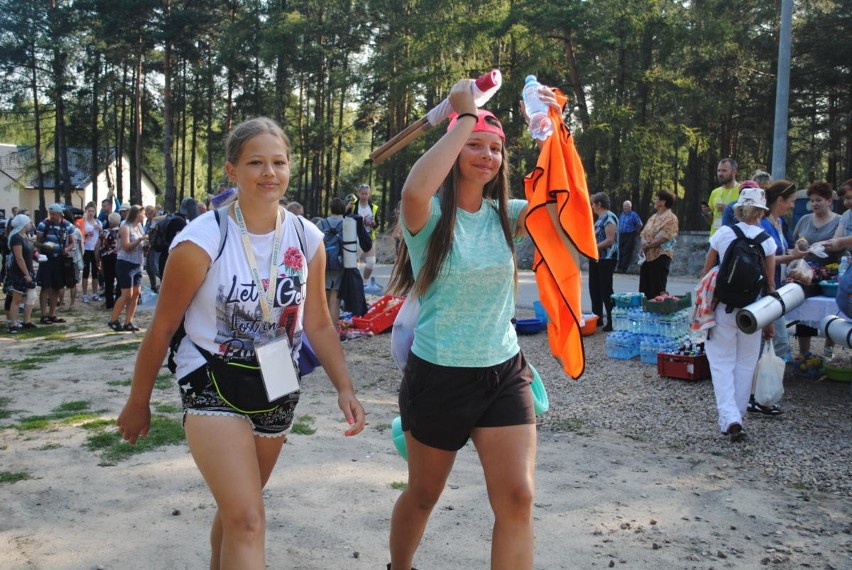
left=1, top=302, right=851, bottom=570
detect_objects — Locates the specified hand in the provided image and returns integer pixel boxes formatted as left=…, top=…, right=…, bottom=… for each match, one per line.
left=520, top=85, right=560, bottom=124
left=762, top=322, right=775, bottom=340
left=701, top=204, right=711, bottom=216
left=337, top=391, right=366, bottom=437
left=117, top=400, right=151, bottom=444
left=448, top=78, right=477, bottom=117
left=715, top=202, right=726, bottom=212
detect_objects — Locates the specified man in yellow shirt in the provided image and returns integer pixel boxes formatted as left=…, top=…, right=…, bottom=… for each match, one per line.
left=701, top=158, right=740, bottom=237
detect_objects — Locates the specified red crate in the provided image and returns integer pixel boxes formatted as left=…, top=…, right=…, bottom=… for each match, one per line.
left=657, top=352, right=710, bottom=381
left=351, top=295, right=405, bottom=334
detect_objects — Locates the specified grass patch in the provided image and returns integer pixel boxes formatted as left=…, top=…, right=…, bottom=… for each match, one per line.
left=291, top=414, right=316, bottom=435
left=373, top=422, right=391, bottom=433
left=154, top=403, right=181, bottom=414
left=549, top=418, right=592, bottom=436
left=80, top=419, right=114, bottom=430
left=0, top=470, right=32, bottom=484
left=107, top=379, right=132, bottom=387
left=93, top=342, right=141, bottom=354
left=84, top=415, right=184, bottom=463
left=38, top=443, right=62, bottom=450
left=154, top=373, right=174, bottom=391
left=0, top=397, right=10, bottom=420
left=390, top=481, right=407, bottom=490
left=14, top=401, right=108, bottom=430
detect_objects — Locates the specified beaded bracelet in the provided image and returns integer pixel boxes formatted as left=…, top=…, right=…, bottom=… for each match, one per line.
left=455, top=112, right=478, bottom=122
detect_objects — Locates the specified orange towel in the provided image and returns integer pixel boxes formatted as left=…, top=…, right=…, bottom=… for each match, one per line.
left=523, top=90, right=597, bottom=379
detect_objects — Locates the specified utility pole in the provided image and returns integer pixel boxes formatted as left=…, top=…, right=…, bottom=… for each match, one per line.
left=771, top=0, right=793, bottom=180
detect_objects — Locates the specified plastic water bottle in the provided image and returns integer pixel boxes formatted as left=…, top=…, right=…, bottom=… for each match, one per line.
left=839, top=255, right=849, bottom=277
left=521, top=75, right=554, bottom=141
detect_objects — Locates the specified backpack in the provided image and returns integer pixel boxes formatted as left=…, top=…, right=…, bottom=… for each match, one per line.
left=150, top=214, right=177, bottom=253
left=318, top=217, right=344, bottom=271
left=714, top=225, right=771, bottom=312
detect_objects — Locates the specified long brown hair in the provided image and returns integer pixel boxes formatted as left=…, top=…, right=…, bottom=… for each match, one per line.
left=387, top=145, right=515, bottom=298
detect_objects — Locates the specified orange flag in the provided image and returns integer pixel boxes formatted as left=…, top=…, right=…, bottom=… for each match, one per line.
left=523, top=90, right=597, bottom=379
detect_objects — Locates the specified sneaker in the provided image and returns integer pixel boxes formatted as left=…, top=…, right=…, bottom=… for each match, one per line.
left=107, top=320, right=122, bottom=331
left=21, top=322, right=38, bottom=330
left=602, top=323, right=614, bottom=332
left=8, top=324, right=19, bottom=334
left=748, top=395, right=783, bottom=415
left=123, top=322, right=141, bottom=332
left=82, top=294, right=89, bottom=303
left=92, top=294, right=101, bottom=301
left=727, top=423, right=746, bottom=443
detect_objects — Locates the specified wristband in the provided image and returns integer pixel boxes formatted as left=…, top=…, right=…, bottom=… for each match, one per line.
left=456, top=112, right=478, bottom=122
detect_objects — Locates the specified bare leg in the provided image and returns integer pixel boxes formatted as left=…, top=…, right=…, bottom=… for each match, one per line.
left=326, top=289, right=340, bottom=329
left=123, top=285, right=141, bottom=325
left=185, top=414, right=285, bottom=570
left=389, top=434, right=456, bottom=569
left=111, top=289, right=128, bottom=322
left=471, top=424, right=537, bottom=570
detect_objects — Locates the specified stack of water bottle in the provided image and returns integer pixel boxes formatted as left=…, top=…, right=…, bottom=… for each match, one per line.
left=606, top=293, right=690, bottom=362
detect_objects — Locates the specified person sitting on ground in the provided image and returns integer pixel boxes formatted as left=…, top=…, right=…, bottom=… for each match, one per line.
left=4, top=214, right=38, bottom=333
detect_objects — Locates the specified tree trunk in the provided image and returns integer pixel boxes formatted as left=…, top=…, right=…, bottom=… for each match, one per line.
left=162, top=0, right=176, bottom=212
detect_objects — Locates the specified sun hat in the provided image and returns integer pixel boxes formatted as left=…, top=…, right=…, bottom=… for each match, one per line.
left=735, top=186, right=769, bottom=210
left=119, top=203, right=131, bottom=212
left=446, top=109, right=505, bottom=141
left=48, top=203, right=65, bottom=213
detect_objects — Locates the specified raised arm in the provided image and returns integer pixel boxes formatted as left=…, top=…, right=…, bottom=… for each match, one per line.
left=401, top=79, right=478, bottom=235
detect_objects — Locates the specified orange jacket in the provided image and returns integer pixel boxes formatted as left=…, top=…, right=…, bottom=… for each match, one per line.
left=523, top=90, right=597, bottom=379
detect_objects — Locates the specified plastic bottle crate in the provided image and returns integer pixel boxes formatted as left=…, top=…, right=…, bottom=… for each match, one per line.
left=611, top=292, right=645, bottom=308
left=606, top=332, right=640, bottom=360
left=351, top=295, right=405, bottom=334
left=657, top=352, right=710, bottom=380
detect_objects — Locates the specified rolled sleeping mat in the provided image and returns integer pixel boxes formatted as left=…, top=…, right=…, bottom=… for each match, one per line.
left=820, top=315, right=852, bottom=348
left=342, top=217, right=357, bottom=268
left=735, top=283, right=805, bottom=334
left=390, top=363, right=550, bottom=460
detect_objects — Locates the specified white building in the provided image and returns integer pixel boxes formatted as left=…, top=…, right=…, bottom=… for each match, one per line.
left=0, top=144, right=159, bottom=219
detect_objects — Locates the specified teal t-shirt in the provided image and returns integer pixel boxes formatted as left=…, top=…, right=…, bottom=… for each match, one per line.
left=403, top=196, right=526, bottom=367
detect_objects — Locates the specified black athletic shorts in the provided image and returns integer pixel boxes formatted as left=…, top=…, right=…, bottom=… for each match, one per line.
left=399, top=351, right=535, bottom=451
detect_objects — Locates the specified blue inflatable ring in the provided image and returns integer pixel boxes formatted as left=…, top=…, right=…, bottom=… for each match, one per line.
left=530, top=363, right=549, bottom=415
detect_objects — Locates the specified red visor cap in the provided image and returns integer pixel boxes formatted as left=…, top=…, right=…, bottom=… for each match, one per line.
left=447, top=109, right=505, bottom=142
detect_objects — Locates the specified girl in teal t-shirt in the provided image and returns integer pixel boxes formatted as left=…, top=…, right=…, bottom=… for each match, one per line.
left=385, top=79, right=559, bottom=570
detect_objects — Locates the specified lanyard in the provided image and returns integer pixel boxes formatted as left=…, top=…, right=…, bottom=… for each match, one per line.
left=233, top=201, right=282, bottom=324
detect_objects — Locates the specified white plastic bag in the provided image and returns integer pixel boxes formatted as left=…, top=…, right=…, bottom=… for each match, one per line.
left=753, top=342, right=785, bottom=406
left=391, top=295, right=420, bottom=371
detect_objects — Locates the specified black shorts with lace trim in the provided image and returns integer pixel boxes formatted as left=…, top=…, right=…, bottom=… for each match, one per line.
left=178, top=365, right=300, bottom=437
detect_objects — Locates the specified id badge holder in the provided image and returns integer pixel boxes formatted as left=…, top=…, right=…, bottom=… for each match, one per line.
left=254, top=328, right=300, bottom=400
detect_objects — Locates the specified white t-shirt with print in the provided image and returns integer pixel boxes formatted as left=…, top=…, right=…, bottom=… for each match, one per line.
left=171, top=209, right=323, bottom=380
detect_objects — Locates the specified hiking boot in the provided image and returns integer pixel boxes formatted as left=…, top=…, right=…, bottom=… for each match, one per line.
left=123, top=322, right=141, bottom=332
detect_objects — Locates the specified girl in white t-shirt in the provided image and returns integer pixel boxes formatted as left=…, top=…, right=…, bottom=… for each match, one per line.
left=117, top=117, right=365, bottom=568
left=80, top=203, right=102, bottom=302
